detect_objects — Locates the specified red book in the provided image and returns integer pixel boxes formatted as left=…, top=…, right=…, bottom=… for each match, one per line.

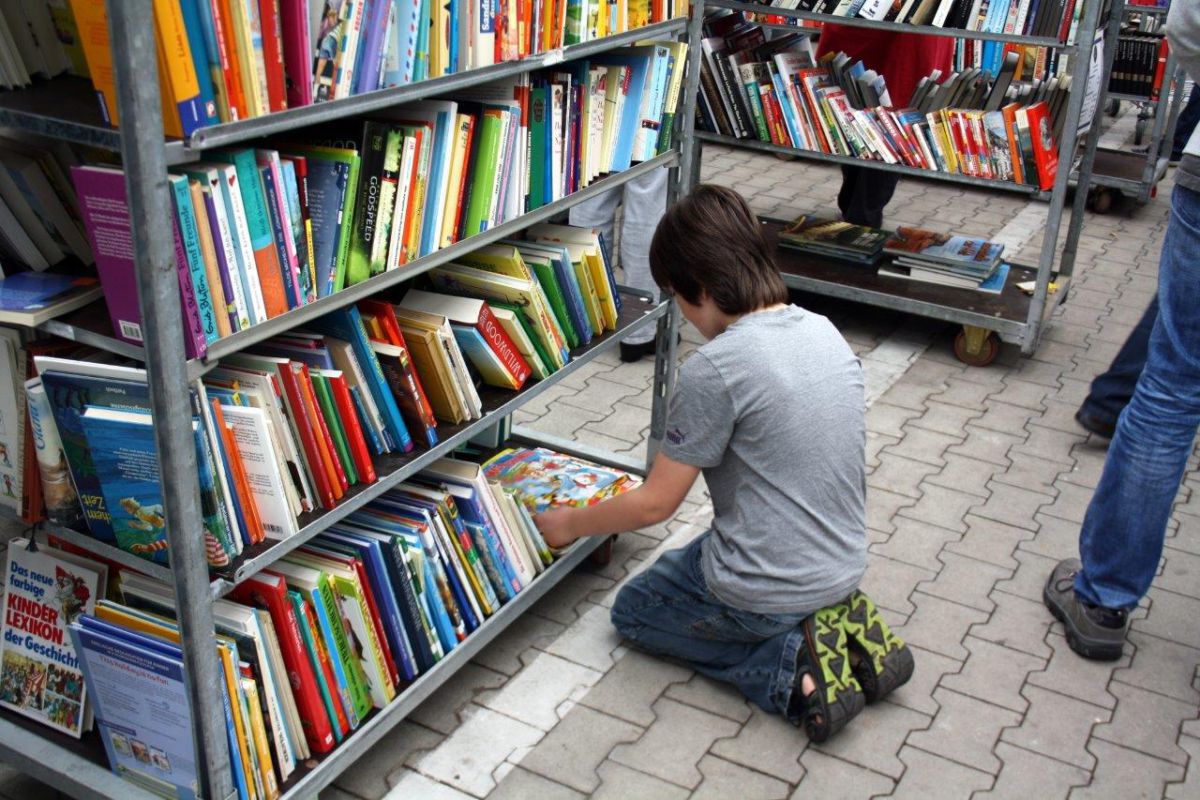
left=348, top=556, right=399, bottom=687
left=1151, top=38, right=1169, bottom=101
left=230, top=573, right=336, bottom=754
left=212, top=0, right=248, bottom=120
left=1024, top=101, right=1059, bottom=191
left=275, top=359, right=336, bottom=508
left=211, top=399, right=266, bottom=545
left=257, top=0, right=288, bottom=112
left=1002, top=103, right=1025, bottom=184
left=1057, top=0, right=1078, bottom=43
left=278, top=0, right=312, bottom=107
left=397, top=290, right=532, bottom=388
left=323, top=370, right=377, bottom=484
left=295, top=362, right=348, bottom=496
left=358, top=299, right=438, bottom=425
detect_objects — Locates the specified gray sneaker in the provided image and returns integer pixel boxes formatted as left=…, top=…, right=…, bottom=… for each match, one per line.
left=1043, top=558, right=1128, bottom=661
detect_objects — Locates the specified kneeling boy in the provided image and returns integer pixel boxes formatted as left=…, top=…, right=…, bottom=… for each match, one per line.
left=535, top=185, right=911, bottom=740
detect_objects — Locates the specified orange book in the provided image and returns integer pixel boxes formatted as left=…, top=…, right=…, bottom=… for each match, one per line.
left=68, top=0, right=119, bottom=126
left=211, top=399, right=266, bottom=545
left=294, top=362, right=347, bottom=497
left=188, top=179, right=233, bottom=338
left=1024, top=101, right=1059, bottom=191
left=1001, top=103, right=1024, bottom=185
left=213, top=0, right=250, bottom=120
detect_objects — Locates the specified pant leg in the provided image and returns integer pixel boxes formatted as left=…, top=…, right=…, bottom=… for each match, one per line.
left=568, top=184, right=622, bottom=264
left=616, top=167, right=669, bottom=344
left=610, top=533, right=808, bottom=720
left=838, top=165, right=900, bottom=229
left=1075, top=184, right=1200, bottom=610
left=1079, top=295, right=1159, bottom=426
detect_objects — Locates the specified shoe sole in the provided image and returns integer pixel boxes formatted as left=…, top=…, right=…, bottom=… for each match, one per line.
left=802, top=606, right=865, bottom=743
left=840, top=591, right=914, bottom=703
left=1042, top=583, right=1124, bottom=661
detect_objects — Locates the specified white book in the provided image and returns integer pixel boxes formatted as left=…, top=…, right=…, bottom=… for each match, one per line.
left=857, top=0, right=891, bottom=20
left=385, top=134, right=417, bottom=273
left=196, top=162, right=268, bottom=326
left=195, top=382, right=244, bottom=556
left=931, top=0, right=959, bottom=27
left=424, top=458, right=538, bottom=586
left=256, top=609, right=310, bottom=761
left=491, top=483, right=545, bottom=574
left=218, top=404, right=297, bottom=539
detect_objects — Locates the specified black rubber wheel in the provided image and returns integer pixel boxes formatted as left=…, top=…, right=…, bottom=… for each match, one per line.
left=954, top=330, right=1001, bottom=367
left=1089, top=187, right=1114, bottom=214
left=590, top=536, right=616, bottom=566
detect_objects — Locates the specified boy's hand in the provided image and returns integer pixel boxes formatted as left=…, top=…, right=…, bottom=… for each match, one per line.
left=535, top=509, right=579, bottom=549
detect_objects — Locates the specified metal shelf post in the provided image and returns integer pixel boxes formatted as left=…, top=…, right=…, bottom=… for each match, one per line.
left=106, top=0, right=234, bottom=796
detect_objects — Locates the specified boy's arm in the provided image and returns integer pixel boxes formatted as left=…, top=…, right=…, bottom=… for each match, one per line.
left=534, top=452, right=700, bottom=548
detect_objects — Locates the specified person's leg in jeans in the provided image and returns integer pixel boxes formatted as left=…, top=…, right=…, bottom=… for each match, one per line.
left=837, top=165, right=900, bottom=229
left=1045, top=184, right=1200, bottom=659
left=610, top=533, right=862, bottom=739
left=1077, top=295, right=1159, bottom=437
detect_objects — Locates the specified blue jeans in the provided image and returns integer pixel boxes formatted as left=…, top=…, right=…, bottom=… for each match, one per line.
left=1076, top=184, right=1200, bottom=610
left=1080, top=296, right=1158, bottom=428
left=610, top=532, right=808, bottom=721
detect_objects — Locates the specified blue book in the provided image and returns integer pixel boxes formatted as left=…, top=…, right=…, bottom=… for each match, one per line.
left=308, top=306, right=414, bottom=452
left=442, top=482, right=521, bottom=597
left=384, top=495, right=480, bottom=632
left=348, top=384, right=386, bottom=456
left=177, top=0, right=220, bottom=127
left=421, top=556, right=457, bottom=653
left=69, top=621, right=200, bottom=800
left=978, top=263, right=1012, bottom=295
left=296, top=576, right=359, bottom=730
left=463, top=520, right=512, bottom=603
left=595, top=231, right=623, bottom=314
left=771, top=71, right=803, bottom=148
left=259, top=164, right=302, bottom=309
left=169, top=175, right=220, bottom=344
left=205, top=407, right=252, bottom=548
left=279, top=159, right=311, bottom=303
left=319, top=529, right=419, bottom=680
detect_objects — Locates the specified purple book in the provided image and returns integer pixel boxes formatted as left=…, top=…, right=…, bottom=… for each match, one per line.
left=70, top=165, right=207, bottom=359
left=353, top=0, right=393, bottom=95
left=199, top=185, right=242, bottom=332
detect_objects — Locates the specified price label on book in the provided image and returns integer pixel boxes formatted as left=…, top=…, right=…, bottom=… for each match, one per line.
left=543, top=49, right=564, bottom=66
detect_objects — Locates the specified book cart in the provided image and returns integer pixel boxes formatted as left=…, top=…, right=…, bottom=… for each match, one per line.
left=1078, top=2, right=1186, bottom=210
left=0, top=3, right=688, bottom=797
left=681, top=0, right=1110, bottom=366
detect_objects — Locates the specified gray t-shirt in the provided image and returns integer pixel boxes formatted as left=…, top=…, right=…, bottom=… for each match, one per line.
left=663, top=305, right=866, bottom=615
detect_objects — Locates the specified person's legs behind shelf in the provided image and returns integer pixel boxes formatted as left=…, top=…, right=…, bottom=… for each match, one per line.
left=1172, top=84, right=1200, bottom=162
left=1077, top=295, right=1159, bottom=439
left=1045, top=183, right=1200, bottom=659
left=616, top=167, right=669, bottom=349
left=837, top=165, right=900, bottom=229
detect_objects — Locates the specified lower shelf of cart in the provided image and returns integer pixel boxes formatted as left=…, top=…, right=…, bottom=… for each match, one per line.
left=765, top=221, right=1040, bottom=339
left=1077, top=147, right=1168, bottom=196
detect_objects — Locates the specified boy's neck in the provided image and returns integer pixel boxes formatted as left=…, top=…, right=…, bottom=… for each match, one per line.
left=710, top=303, right=789, bottom=338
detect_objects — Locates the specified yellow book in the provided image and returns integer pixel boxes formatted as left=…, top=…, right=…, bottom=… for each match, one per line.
left=457, top=244, right=535, bottom=280
left=219, top=642, right=259, bottom=800
left=241, top=677, right=280, bottom=800
left=67, top=0, right=118, bottom=125
left=572, top=257, right=606, bottom=333
left=489, top=305, right=551, bottom=379
left=394, top=318, right=469, bottom=424
left=226, top=0, right=266, bottom=117
left=151, top=0, right=202, bottom=134
left=585, top=251, right=619, bottom=329
left=440, top=114, right=474, bottom=248
left=188, top=178, right=233, bottom=338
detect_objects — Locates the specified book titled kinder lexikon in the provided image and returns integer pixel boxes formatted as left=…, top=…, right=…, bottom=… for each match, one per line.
left=0, top=539, right=104, bottom=736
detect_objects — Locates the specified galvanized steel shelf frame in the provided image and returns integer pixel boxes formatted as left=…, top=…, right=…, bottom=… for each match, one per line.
left=686, top=0, right=1110, bottom=356
left=1071, top=1, right=1186, bottom=204
left=0, top=3, right=687, bottom=797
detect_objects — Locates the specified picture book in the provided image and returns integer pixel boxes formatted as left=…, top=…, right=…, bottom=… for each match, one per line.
left=883, top=227, right=1005, bottom=272
left=0, top=539, right=104, bottom=737
left=773, top=214, right=890, bottom=263
left=482, top=447, right=641, bottom=512
left=0, top=272, right=102, bottom=326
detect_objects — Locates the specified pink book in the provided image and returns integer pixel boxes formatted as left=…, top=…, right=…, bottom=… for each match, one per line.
left=70, top=165, right=207, bottom=359
left=279, top=0, right=313, bottom=108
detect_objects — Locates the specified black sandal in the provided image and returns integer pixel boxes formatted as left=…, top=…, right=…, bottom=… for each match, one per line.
left=793, top=605, right=865, bottom=743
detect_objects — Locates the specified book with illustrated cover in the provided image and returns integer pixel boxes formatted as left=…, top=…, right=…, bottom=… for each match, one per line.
left=772, top=214, right=890, bottom=263
left=482, top=447, right=641, bottom=513
left=883, top=226, right=1005, bottom=272
left=0, top=273, right=102, bottom=326
left=0, top=539, right=104, bottom=737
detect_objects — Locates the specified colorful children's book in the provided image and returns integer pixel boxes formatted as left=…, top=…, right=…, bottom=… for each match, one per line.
left=483, top=447, right=641, bottom=512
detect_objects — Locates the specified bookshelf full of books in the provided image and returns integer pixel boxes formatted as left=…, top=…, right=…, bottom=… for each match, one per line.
left=1077, top=0, right=1185, bottom=208
left=681, top=0, right=1109, bottom=365
left=0, top=1, right=688, bottom=798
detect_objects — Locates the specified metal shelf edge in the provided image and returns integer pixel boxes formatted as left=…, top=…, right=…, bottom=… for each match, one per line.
left=276, top=531, right=608, bottom=799
left=707, top=0, right=1078, bottom=51
left=211, top=296, right=669, bottom=596
left=179, top=18, right=687, bottom=156
left=696, top=132, right=1043, bottom=195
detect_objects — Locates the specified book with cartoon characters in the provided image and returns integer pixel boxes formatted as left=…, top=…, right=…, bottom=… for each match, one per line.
left=482, top=447, right=641, bottom=512
left=0, top=538, right=105, bottom=736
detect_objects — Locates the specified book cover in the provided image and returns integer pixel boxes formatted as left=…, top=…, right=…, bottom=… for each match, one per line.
left=776, top=214, right=889, bottom=260
left=883, top=226, right=1005, bottom=270
left=1024, top=100, right=1059, bottom=191
left=483, top=447, right=641, bottom=512
left=24, top=378, right=82, bottom=526
left=0, top=273, right=101, bottom=327
left=217, top=403, right=298, bottom=539
left=0, top=539, right=102, bottom=737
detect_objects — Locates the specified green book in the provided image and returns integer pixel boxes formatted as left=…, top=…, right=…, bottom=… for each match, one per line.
left=288, top=590, right=344, bottom=743
left=462, top=110, right=504, bottom=238
left=311, top=373, right=357, bottom=486
left=368, top=125, right=403, bottom=276
left=315, top=572, right=373, bottom=723
left=490, top=301, right=555, bottom=377
left=527, top=259, right=580, bottom=349
left=529, top=86, right=549, bottom=211
left=295, top=144, right=361, bottom=293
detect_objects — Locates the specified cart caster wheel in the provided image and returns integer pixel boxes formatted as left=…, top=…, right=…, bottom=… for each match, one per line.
left=1088, top=187, right=1114, bottom=214
left=773, top=152, right=797, bottom=162
left=590, top=536, right=616, bottom=566
left=954, top=327, right=1001, bottom=367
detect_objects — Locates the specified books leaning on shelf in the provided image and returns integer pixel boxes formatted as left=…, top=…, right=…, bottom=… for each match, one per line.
left=35, top=0, right=681, bottom=133
left=0, top=272, right=102, bottom=326
left=696, top=13, right=1063, bottom=188
left=0, top=134, right=93, bottom=273
left=67, top=44, right=681, bottom=357
left=66, top=447, right=637, bottom=795
left=879, top=225, right=1010, bottom=293
left=31, top=224, right=625, bottom=565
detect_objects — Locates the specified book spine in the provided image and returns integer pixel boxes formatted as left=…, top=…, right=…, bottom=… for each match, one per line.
left=152, top=0, right=209, bottom=136
left=170, top=177, right=221, bottom=344
left=327, top=375, right=377, bottom=483
left=257, top=0, right=287, bottom=111
left=475, top=304, right=532, bottom=385
left=259, top=165, right=302, bottom=310
left=293, top=591, right=350, bottom=738
left=278, top=0, right=312, bottom=107
left=192, top=181, right=235, bottom=336
left=202, top=177, right=252, bottom=330
left=211, top=0, right=248, bottom=119
left=296, top=363, right=347, bottom=496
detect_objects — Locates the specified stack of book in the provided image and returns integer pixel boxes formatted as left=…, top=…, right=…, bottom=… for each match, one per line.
left=56, top=42, right=683, bottom=358
left=61, top=446, right=637, bottom=796
left=0, top=135, right=92, bottom=273
left=1111, top=33, right=1168, bottom=99
left=6, top=0, right=680, bottom=135
left=697, top=14, right=1061, bottom=189
left=28, top=223, right=624, bottom=564
left=772, top=214, right=890, bottom=265
left=879, top=225, right=1010, bottom=293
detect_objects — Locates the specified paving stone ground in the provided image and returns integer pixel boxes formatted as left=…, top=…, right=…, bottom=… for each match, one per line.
left=4, top=111, right=1197, bottom=800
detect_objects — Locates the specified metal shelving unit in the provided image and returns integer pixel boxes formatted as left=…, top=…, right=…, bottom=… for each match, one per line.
left=0, top=3, right=686, bottom=797
left=684, top=0, right=1110, bottom=364
left=1073, top=2, right=1185, bottom=208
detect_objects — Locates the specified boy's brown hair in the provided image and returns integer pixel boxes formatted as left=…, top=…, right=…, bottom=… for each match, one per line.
left=649, top=184, right=788, bottom=314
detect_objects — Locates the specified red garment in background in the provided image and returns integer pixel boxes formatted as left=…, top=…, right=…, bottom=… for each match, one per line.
left=816, top=27, right=955, bottom=107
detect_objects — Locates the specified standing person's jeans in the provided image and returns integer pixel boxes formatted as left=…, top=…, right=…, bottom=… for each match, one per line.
left=611, top=532, right=808, bottom=719
left=1079, top=295, right=1159, bottom=430
left=1075, top=183, right=1200, bottom=611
